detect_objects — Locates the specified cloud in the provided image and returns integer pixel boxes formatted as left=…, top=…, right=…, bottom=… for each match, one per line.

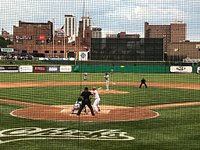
left=0, top=0, right=200, bottom=40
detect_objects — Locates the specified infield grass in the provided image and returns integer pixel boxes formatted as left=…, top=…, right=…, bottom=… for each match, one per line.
left=0, top=86, right=199, bottom=107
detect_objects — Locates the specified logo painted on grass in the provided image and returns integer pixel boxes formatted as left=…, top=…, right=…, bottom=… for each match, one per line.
left=0, top=127, right=134, bottom=144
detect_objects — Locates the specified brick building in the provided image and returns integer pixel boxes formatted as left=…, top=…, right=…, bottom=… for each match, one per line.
left=12, top=21, right=85, bottom=58
left=84, top=26, right=102, bottom=48
left=106, top=32, right=140, bottom=39
left=144, top=21, right=200, bottom=60
left=78, top=16, right=92, bottom=46
left=116, top=32, right=140, bottom=39
left=168, top=42, right=200, bottom=60
left=144, top=21, right=186, bottom=53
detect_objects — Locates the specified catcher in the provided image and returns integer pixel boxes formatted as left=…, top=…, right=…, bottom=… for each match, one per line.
left=71, top=97, right=87, bottom=114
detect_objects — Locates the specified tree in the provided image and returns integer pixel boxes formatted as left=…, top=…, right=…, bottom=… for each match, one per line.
left=0, top=36, right=12, bottom=48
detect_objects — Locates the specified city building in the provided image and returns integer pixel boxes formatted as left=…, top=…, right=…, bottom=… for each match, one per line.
left=106, top=32, right=140, bottom=39
left=144, top=21, right=186, bottom=53
left=84, top=26, right=102, bottom=47
left=91, top=26, right=102, bottom=38
left=11, top=16, right=200, bottom=61
left=143, top=21, right=200, bottom=61
left=64, top=15, right=76, bottom=39
left=106, top=34, right=118, bottom=38
left=117, top=32, right=140, bottom=38
left=12, top=21, right=85, bottom=58
left=168, top=41, right=200, bottom=61
left=78, top=16, right=92, bottom=45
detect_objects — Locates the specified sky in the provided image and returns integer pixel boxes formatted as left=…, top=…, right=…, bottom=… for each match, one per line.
left=0, top=0, right=200, bottom=41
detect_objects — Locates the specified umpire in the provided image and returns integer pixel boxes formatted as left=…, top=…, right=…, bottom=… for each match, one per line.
left=139, top=78, right=147, bottom=88
left=77, top=87, right=95, bottom=116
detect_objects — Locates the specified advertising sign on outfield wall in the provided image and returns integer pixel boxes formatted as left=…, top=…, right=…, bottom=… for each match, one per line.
left=170, top=66, right=192, bottom=73
left=60, top=66, right=72, bottom=72
left=0, top=66, right=19, bottom=73
left=33, top=66, right=46, bottom=73
left=197, top=67, right=200, bottom=74
left=19, top=66, right=33, bottom=73
left=47, top=66, right=60, bottom=72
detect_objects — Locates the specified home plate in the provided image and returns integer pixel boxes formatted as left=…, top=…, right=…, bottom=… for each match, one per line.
left=56, top=105, right=112, bottom=114
left=60, top=108, right=71, bottom=113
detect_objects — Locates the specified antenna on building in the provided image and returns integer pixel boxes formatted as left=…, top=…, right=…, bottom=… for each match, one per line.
left=82, top=0, right=86, bottom=17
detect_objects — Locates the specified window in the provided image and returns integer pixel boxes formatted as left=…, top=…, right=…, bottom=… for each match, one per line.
left=45, top=51, right=49, bottom=53
left=60, top=51, right=64, bottom=53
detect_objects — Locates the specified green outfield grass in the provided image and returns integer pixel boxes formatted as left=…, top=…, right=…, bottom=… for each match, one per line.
left=0, top=72, right=200, bottom=150
left=0, top=72, right=199, bottom=84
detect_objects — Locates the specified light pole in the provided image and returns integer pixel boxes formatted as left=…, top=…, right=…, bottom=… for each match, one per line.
left=174, top=48, right=179, bottom=62
left=52, top=18, right=55, bottom=58
left=64, top=31, right=66, bottom=58
left=162, top=35, right=166, bottom=62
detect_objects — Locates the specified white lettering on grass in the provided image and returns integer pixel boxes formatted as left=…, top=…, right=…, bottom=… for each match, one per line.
left=0, top=127, right=134, bottom=144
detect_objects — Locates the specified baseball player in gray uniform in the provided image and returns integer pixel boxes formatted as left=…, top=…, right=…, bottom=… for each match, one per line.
left=83, top=72, right=88, bottom=81
left=104, top=72, right=109, bottom=91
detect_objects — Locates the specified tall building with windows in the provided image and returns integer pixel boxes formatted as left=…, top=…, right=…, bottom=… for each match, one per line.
left=144, top=21, right=200, bottom=61
left=78, top=16, right=92, bottom=44
left=64, top=15, right=76, bottom=38
left=144, top=21, right=186, bottom=52
left=81, top=16, right=92, bottom=38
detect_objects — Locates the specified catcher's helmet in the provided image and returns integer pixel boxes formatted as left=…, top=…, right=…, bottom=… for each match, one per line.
left=78, top=97, right=83, bottom=101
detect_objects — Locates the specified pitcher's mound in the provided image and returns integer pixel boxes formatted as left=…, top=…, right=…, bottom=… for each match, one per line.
left=98, top=89, right=129, bottom=94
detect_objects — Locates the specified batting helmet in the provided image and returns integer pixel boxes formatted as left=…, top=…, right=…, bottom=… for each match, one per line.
left=92, top=87, right=97, bottom=90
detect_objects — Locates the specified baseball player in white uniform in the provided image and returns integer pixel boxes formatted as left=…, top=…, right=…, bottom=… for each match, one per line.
left=92, top=87, right=101, bottom=112
left=104, top=72, right=109, bottom=91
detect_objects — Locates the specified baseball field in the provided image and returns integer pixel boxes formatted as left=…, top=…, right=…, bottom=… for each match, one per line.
left=0, top=71, right=200, bottom=150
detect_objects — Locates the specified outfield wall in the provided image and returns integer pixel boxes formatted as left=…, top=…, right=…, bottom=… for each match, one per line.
left=73, top=65, right=170, bottom=73
left=0, top=65, right=72, bottom=73
left=0, top=65, right=199, bottom=73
